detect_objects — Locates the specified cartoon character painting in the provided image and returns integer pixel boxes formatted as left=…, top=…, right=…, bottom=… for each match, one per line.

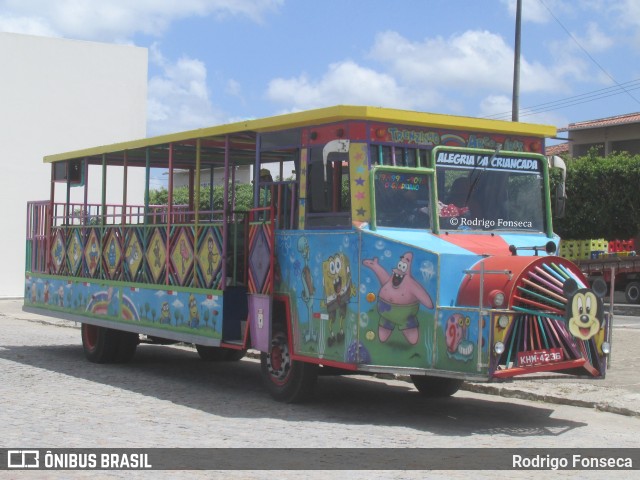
left=43, top=281, right=50, bottom=304
left=160, top=301, right=171, bottom=324
left=127, top=242, right=140, bottom=266
left=297, top=236, right=317, bottom=343
left=322, top=252, right=356, bottom=346
left=444, top=313, right=474, bottom=361
left=363, top=252, right=433, bottom=345
left=563, top=278, right=606, bottom=341
left=108, top=238, right=116, bottom=268
left=153, top=239, right=161, bottom=268
left=188, top=294, right=200, bottom=328
left=57, top=286, right=65, bottom=307
left=207, top=237, right=216, bottom=276
left=179, top=238, right=189, bottom=275
left=89, top=241, right=99, bottom=271
left=107, top=287, right=119, bottom=316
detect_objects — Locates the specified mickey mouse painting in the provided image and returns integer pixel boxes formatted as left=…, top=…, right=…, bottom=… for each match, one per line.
left=563, top=277, right=607, bottom=341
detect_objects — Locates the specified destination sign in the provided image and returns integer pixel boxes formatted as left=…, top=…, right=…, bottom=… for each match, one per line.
left=436, top=151, right=541, bottom=172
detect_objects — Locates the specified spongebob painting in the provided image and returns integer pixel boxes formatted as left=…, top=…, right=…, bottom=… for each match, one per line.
left=321, top=252, right=357, bottom=346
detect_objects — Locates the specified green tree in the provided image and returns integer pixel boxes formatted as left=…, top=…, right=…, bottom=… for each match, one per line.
left=149, top=183, right=254, bottom=211
left=554, top=150, right=640, bottom=240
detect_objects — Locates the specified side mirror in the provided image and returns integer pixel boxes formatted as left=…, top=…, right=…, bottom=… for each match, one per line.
left=548, top=155, right=567, bottom=219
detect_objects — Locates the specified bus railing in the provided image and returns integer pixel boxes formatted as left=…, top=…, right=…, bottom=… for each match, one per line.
left=25, top=200, right=273, bottom=290
left=47, top=202, right=231, bottom=226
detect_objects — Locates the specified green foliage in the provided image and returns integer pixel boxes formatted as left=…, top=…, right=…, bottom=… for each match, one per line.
left=149, top=183, right=254, bottom=211
left=554, top=150, right=640, bottom=240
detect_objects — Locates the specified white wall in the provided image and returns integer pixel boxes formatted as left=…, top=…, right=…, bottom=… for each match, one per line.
left=0, top=33, right=147, bottom=297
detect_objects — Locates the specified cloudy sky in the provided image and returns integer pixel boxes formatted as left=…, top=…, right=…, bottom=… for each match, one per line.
left=1, top=0, right=639, bottom=137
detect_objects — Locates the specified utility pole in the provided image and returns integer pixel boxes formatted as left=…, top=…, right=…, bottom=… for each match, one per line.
left=512, top=0, right=522, bottom=122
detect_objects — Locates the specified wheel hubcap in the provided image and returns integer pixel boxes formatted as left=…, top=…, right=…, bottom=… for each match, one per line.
left=267, top=339, right=291, bottom=382
left=83, top=324, right=98, bottom=350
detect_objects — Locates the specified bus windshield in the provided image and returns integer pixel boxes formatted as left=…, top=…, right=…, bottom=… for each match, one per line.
left=436, top=151, right=546, bottom=232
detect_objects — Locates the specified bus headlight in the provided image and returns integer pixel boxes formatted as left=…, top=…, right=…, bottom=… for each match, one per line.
left=497, top=315, right=510, bottom=329
left=489, top=290, right=506, bottom=308
left=494, top=342, right=505, bottom=355
left=601, top=342, right=611, bottom=354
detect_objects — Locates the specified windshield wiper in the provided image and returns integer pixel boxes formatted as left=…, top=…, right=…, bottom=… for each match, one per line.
left=465, top=143, right=502, bottom=206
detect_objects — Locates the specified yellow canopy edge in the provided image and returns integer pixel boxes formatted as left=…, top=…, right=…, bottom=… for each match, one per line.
left=44, top=105, right=557, bottom=163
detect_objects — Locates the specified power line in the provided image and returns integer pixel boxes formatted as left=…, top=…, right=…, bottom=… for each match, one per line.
left=537, top=0, right=640, bottom=107
left=488, top=0, right=640, bottom=121
left=486, top=78, right=640, bottom=120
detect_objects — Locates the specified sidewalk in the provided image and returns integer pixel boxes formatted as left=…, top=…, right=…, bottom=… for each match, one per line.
left=462, top=322, right=640, bottom=417
left=3, top=299, right=640, bottom=417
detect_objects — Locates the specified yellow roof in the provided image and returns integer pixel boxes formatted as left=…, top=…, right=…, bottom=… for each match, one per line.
left=44, top=105, right=556, bottom=164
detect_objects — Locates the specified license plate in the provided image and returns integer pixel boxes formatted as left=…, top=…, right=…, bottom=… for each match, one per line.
left=517, top=348, right=564, bottom=367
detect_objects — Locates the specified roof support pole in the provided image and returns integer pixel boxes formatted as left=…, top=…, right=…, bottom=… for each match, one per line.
left=122, top=150, right=128, bottom=225
left=221, top=135, right=230, bottom=289
left=166, top=143, right=174, bottom=285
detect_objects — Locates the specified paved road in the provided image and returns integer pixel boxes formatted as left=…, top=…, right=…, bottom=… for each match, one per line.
left=1, top=301, right=638, bottom=479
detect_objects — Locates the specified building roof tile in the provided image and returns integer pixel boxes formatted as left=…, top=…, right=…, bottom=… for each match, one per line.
left=545, top=143, right=569, bottom=156
left=558, top=112, right=640, bottom=132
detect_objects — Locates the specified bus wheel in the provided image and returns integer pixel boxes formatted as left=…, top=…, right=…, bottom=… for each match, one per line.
left=625, top=282, right=640, bottom=304
left=81, top=323, right=119, bottom=363
left=410, top=375, right=463, bottom=397
left=196, top=345, right=246, bottom=361
left=260, top=332, right=318, bottom=403
left=114, top=331, right=139, bottom=363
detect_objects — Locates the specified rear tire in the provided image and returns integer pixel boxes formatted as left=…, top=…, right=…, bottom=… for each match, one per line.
left=114, top=331, right=139, bottom=363
left=82, top=324, right=138, bottom=363
left=81, top=323, right=119, bottom=363
left=410, top=375, right=462, bottom=397
left=260, top=332, right=318, bottom=403
left=625, top=282, right=640, bottom=304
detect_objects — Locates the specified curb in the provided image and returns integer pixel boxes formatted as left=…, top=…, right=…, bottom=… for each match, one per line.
left=460, top=382, right=640, bottom=418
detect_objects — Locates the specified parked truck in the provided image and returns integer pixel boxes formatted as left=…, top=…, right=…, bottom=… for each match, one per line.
left=561, top=239, right=640, bottom=303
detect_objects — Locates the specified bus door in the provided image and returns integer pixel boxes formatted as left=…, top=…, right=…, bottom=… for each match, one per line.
left=243, top=206, right=275, bottom=352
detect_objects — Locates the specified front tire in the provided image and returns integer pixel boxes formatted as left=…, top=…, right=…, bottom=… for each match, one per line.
left=260, top=332, right=318, bottom=403
left=410, top=375, right=462, bottom=397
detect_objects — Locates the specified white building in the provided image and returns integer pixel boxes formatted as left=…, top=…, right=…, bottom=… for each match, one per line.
left=0, top=33, right=148, bottom=297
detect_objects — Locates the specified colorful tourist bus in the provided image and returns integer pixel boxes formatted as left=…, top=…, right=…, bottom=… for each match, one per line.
left=24, top=105, right=611, bottom=402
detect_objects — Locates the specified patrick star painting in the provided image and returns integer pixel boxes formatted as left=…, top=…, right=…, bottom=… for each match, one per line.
left=363, top=252, right=433, bottom=344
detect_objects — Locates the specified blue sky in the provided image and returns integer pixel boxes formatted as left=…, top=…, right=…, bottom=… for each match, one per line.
left=2, top=0, right=639, bottom=139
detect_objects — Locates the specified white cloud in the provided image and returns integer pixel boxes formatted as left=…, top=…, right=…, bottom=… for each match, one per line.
left=266, top=28, right=572, bottom=116
left=267, top=60, right=420, bottom=110
left=615, top=0, right=640, bottom=27
left=147, top=45, right=222, bottom=135
left=225, top=79, right=246, bottom=105
left=479, top=95, right=514, bottom=118
left=0, top=0, right=283, bottom=41
left=500, top=0, right=576, bottom=24
left=501, top=0, right=551, bottom=23
left=577, top=22, right=614, bottom=53
left=371, top=30, right=562, bottom=94
left=0, top=14, right=57, bottom=37
left=479, top=93, right=570, bottom=127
